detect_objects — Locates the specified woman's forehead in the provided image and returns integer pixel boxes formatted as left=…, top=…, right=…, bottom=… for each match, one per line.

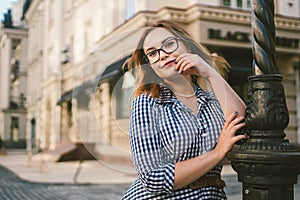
left=143, top=28, right=174, bottom=48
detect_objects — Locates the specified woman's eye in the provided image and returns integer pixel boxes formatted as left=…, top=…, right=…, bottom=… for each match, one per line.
left=164, top=40, right=175, bottom=48
left=147, top=50, right=158, bottom=58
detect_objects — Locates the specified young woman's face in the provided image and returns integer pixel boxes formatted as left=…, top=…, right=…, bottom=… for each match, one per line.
left=143, top=28, right=188, bottom=81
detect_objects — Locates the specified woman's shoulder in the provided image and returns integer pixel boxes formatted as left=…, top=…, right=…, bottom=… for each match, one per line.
left=132, top=93, right=156, bottom=107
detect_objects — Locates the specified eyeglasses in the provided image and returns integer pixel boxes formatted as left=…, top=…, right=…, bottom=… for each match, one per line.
left=144, top=37, right=180, bottom=64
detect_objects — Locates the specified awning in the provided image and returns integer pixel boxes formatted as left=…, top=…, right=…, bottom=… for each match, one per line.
left=95, top=55, right=130, bottom=83
left=56, top=90, right=73, bottom=105
left=57, top=55, right=131, bottom=106
left=57, top=81, right=95, bottom=108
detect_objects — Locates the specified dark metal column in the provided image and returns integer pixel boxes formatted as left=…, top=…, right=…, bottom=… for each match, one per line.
left=227, top=0, right=300, bottom=199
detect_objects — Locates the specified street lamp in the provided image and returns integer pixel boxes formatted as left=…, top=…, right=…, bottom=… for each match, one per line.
left=227, top=0, right=300, bottom=199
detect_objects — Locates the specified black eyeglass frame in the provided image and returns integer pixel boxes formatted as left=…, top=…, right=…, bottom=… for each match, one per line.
left=143, top=37, right=180, bottom=64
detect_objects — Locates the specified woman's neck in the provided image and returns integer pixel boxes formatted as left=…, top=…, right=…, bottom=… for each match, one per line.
left=164, top=76, right=195, bottom=97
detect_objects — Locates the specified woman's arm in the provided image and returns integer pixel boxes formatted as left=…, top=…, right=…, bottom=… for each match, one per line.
left=207, top=70, right=245, bottom=119
left=173, top=112, right=246, bottom=190
left=175, top=53, right=245, bottom=119
left=130, top=95, right=175, bottom=194
left=173, top=53, right=246, bottom=190
left=131, top=96, right=246, bottom=191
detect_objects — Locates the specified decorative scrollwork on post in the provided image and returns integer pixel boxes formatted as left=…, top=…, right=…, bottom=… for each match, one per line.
left=243, top=0, right=291, bottom=150
left=251, top=0, right=278, bottom=75
left=228, top=1, right=300, bottom=199
left=245, top=76, right=289, bottom=132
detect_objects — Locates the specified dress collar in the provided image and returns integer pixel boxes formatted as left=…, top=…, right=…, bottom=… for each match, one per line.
left=153, top=84, right=214, bottom=104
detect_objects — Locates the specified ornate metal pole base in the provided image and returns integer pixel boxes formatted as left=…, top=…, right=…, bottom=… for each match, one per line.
left=228, top=75, right=300, bottom=200
left=228, top=0, right=300, bottom=199
left=229, top=151, right=300, bottom=200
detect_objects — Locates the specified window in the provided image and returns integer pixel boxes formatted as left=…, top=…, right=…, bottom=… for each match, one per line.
left=222, top=0, right=251, bottom=10
left=67, top=101, right=73, bottom=128
left=30, top=118, right=36, bottom=151
left=126, top=0, right=135, bottom=19
left=222, top=0, right=231, bottom=7
left=237, top=0, right=243, bottom=8
left=247, top=0, right=251, bottom=9
left=116, top=71, right=136, bottom=119
left=10, top=116, right=19, bottom=141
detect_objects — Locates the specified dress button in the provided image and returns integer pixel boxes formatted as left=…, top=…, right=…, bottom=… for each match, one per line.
left=201, top=132, right=208, bottom=137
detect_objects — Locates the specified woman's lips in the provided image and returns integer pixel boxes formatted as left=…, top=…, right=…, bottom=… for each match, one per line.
left=164, top=60, right=176, bottom=67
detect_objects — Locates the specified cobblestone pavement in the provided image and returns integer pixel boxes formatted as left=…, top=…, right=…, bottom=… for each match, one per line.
left=1, top=164, right=299, bottom=200
left=0, top=164, right=129, bottom=200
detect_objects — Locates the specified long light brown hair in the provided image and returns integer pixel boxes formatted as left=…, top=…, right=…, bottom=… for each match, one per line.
left=124, top=20, right=230, bottom=98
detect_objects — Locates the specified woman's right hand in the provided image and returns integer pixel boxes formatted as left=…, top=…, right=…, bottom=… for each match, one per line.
left=175, top=53, right=216, bottom=78
left=213, top=112, right=246, bottom=158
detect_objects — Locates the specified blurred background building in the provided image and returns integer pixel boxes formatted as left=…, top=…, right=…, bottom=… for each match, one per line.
left=0, top=0, right=299, bottom=162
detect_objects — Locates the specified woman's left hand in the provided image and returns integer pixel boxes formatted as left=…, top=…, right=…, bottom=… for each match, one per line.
left=214, top=112, right=246, bottom=157
left=175, top=53, right=215, bottom=78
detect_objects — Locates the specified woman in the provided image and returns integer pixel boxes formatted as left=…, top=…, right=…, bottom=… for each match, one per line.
left=122, top=20, right=246, bottom=199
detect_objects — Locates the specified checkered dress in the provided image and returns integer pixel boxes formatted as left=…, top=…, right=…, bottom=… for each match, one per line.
left=122, top=84, right=227, bottom=199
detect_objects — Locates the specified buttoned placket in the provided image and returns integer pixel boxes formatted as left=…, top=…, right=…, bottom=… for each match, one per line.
left=197, top=91, right=217, bottom=154
left=155, top=84, right=216, bottom=154
left=172, top=97, right=210, bottom=154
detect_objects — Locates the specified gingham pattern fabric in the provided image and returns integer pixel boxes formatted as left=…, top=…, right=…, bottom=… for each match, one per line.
left=122, top=84, right=227, bottom=200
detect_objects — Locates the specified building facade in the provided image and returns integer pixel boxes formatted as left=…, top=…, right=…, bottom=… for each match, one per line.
left=0, top=0, right=28, bottom=148
left=0, top=0, right=299, bottom=161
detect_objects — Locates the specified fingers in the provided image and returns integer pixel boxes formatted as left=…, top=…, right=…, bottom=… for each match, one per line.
left=215, top=111, right=247, bottom=155
left=223, top=111, right=246, bottom=136
left=175, top=53, right=214, bottom=78
left=233, top=122, right=246, bottom=132
left=223, top=111, right=239, bottom=128
left=175, top=54, right=199, bottom=73
left=178, top=63, right=193, bottom=74
left=228, top=116, right=245, bottom=130
left=180, top=68, right=198, bottom=75
left=175, top=56, right=194, bottom=73
left=233, top=134, right=247, bottom=143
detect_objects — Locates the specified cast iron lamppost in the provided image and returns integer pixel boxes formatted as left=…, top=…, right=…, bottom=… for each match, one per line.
left=227, top=0, right=300, bottom=199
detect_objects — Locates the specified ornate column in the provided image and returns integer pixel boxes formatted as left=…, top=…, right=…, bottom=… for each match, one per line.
left=227, top=0, right=300, bottom=199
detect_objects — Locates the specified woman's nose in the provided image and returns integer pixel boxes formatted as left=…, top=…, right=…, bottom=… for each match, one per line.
left=159, top=50, right=169, bottom=60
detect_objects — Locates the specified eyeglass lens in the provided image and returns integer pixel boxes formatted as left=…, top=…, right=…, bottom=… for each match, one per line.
left=146, top=37, right=179, bottom=64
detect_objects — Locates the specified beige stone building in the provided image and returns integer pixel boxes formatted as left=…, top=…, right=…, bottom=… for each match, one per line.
left=0, top=0, right=299, bottom=162
left=0, top=0, right=28, bottom=149
left=0, top=27, right=28, bottom=149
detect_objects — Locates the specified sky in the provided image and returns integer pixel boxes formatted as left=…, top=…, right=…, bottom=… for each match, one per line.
left=0, top=0, right=16, bottom=21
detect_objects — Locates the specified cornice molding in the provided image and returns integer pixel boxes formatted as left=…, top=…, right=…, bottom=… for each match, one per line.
left=0, top=28, right=28, bottom=39
left=108, top=4, right=299, bottom=38
left=187, top=6, right=251, bottom=25
left=275, top=17, right=300, bottom=31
